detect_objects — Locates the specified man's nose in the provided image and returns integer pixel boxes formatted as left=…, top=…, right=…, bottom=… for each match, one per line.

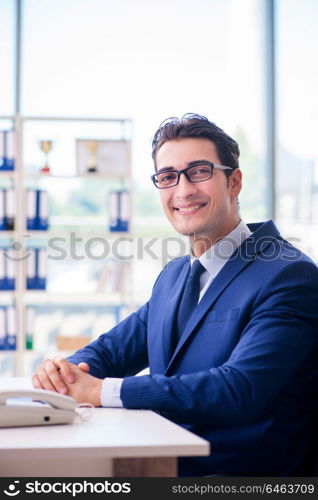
left=174, top=172, right=198, bottom=197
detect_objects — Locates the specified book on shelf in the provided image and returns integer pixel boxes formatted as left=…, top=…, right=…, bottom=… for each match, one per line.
left=96, top=259, right=127, bottom=294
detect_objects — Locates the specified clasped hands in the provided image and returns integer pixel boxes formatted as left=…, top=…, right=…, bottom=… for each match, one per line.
left=32, top=356, right=103, bottom=407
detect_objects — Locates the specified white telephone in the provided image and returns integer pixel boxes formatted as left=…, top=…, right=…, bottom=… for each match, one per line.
left=0, top=388, right=78, bottom=428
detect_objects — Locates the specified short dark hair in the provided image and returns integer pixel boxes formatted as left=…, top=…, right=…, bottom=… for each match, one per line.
left=152, top=113, right=240, bottom=176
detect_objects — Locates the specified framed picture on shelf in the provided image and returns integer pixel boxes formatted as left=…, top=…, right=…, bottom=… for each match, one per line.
left=75, top=139, right=129, bottom=176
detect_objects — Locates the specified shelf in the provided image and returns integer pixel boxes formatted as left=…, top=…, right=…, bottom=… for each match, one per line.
left=23, top=291, right=125, bottom=305
left=0, top=171, right=16, bottom=178
left=25, top=172, right=130, bottom=180
left=0, top=114, right=133, bottom=377
left=0, top=292, right=15, bottom=303
left=24, top=230, right=131, bottom=238
left=0, top=229, right=131, bottom=239
left=0, top=231, right=16, bottom=238
left=23, top=115, right=132, bottom=123
left=23, top=348, right=74, bottom=356
left=2, top=229, right=132, bottom=237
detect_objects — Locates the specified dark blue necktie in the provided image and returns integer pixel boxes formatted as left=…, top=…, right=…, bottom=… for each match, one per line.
left=175, top=259, right=206, bottom=345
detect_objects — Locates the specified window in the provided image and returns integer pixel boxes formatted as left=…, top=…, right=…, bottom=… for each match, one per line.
left=21, top=0, right=269, bottom=288
left=276, top=0, right=318, bottom=261
left=0, top=0, right=15, bottom=114
left=22, top=0, right=268, bottom=212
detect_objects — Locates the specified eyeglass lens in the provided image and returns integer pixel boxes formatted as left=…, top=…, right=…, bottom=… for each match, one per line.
left=155, top=164, right=212, bottom=188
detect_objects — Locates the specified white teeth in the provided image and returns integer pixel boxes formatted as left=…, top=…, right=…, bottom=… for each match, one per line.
left=178, top=205, right=201, bottom=212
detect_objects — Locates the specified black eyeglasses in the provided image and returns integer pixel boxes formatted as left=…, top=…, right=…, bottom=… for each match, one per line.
left=151, top=162, right=233, bottom=189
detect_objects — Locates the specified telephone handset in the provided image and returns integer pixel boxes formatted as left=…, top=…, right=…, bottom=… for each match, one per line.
left=0, top=388, right=78, bottom=428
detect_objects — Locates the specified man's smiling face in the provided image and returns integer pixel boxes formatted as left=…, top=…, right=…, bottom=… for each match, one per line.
left=156, top=137, right=242, bottom=244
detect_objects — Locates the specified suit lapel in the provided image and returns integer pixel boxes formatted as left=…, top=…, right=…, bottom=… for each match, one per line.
left=164, top=224, right=279, bottom=374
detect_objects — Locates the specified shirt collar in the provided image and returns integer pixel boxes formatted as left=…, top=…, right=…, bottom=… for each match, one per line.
left=191, top=220, right=252, bottom=279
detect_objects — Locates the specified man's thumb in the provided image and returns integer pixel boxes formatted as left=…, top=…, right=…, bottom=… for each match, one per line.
left=78, top=362, right=90, bottom=372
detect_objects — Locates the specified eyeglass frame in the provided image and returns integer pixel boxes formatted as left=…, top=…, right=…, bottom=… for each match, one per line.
left=151, top=161, right=234, bottom=189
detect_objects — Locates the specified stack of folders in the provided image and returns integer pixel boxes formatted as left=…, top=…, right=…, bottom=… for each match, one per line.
left=109, top=190, right=130, bottom=232
left=26, top=189, right=49, bottom=230
left=0, top=129, right=15, bottom=171
left=26, top=248, right=47, bottom=290
left=0, top=306, right=17, bottom=350
left=0, top=189, right=15, bottom=230
left=0, top=248, right=15, bottom=290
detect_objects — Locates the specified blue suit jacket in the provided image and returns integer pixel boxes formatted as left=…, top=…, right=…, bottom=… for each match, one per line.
left=68, top=221, right=318, bottom=476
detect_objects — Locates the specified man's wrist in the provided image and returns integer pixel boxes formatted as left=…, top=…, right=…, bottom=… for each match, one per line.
left=94, top=378, right=103, bottom=407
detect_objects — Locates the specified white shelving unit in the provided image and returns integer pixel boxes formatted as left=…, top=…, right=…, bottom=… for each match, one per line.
left=0, top=114, right=133, bottom=376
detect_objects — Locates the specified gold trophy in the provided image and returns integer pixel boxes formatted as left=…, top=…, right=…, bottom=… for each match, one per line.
left=39, top=140, right=53, bottom=174
left=86, top=140, right=98, bottom=173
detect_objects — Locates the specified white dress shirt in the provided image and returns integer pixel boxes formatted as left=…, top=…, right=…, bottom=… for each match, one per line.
left=100, top=219, right=252, bottom=407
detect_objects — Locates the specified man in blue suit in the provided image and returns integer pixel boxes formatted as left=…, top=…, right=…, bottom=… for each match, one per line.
left=33, top=114, right=318, bottom=476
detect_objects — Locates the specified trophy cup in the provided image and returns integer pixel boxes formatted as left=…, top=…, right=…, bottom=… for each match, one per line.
left=39, top=140, right=53, bottom=174
left=86, top=140, right=98, bottom=173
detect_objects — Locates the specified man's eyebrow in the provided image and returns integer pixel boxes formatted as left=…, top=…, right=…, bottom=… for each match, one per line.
left=188, top=159, right=212, bottom=167
left=156, top=166, right=175, bottom=173
left=157, top=160, right=212, bottom=173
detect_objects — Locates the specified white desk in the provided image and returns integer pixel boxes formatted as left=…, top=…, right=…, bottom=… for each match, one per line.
left=0, top=378, right=209, bottom=477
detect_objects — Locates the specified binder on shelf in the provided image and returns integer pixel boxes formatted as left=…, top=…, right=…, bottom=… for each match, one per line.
left=6, top=129, right=15, bottom=171
left=0, top=250, right=5, bottom=289
left=4, top=188, right=15, bottom=230
left=0, top=248, right=15, bottom=290
left=0, top=129, right=15, bottom=171
left=0, top=131, right=4, bottom=170
left=109, top=190, right=130, bottom=232
left=6, top=306, right=17, bottom=350
left=26, top=189, right=49, bottom=230
left=26, top=307, right=35, bottom=350
left=37, top=248, right=47, bottom=289
left=26, top=248, right=36, bottom=289
left=5, top=254, right=15, bottom=290
left=37, top=190, right=49, bottom=230
left=26, top=248, right=47, bottom=290
left=26, top=189, right=37, bottom=230
left=0, top=190, right=5, bottom=230
left=0, top=308, right=5, bottom=350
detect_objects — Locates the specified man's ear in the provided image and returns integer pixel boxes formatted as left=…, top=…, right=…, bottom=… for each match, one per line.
left=229, top=168, right=242, bottom=198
